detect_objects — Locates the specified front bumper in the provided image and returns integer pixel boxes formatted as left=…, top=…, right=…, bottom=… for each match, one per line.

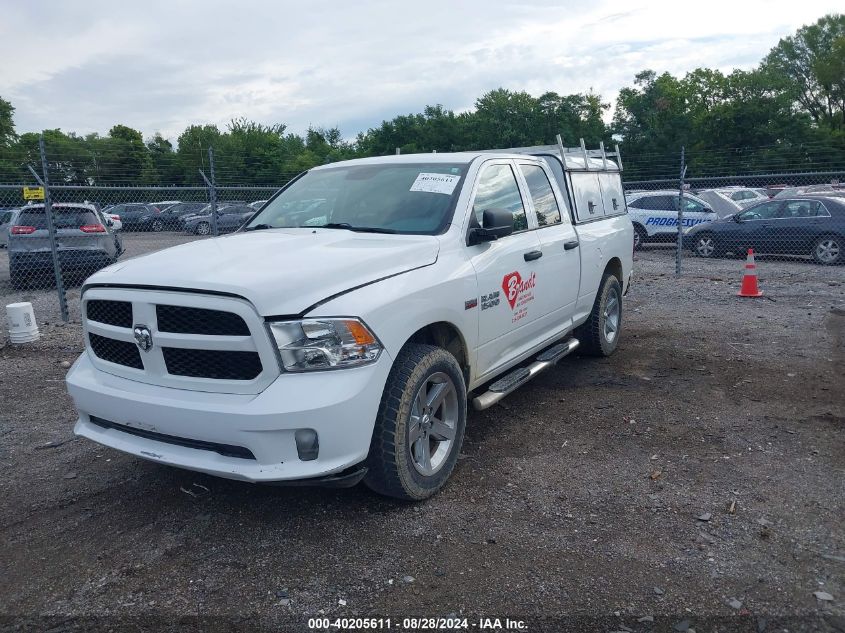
left=66, top=351, right=393, bottom=483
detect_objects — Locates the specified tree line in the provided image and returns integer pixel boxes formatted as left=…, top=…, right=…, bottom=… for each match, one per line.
left=0, top=14, right=842, bottom=186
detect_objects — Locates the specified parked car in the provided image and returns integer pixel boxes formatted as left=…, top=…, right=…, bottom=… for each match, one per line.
left=249, top=199, right=268, bottom=211
left=104, top=212, right=122, bottom=231
left=66, top=146, right=633, bottom=499
left=684, top=195, right=844, bottom=264
left=703, top=187, right=768, bottom=209
left=0, top=208, right=21, bottom=248
left=102, top=203, right=164, bottom=232
left=153, top=200, right=181, bottom=212
left=8, top=203, right=124, bottom=288
left=159, top=202, right=208, bottom=229
left=626, top=190, right=717, bottom=249
left=694, top=190, right=743, bottom=218
left=774, top=184, right=838, bottom=199
left=183, top=204, right=255, bottom=235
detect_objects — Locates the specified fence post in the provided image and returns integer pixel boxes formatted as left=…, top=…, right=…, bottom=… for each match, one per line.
left=208, top=147, right=218, bottom=236
left=27, top=136, right=69, bottom=322
left=675, top=146, right=687, bottom=278
left=198, top=146, right=218, bottom=237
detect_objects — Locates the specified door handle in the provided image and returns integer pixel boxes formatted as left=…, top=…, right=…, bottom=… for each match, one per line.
left=523, top=250, right=543, bottom=261
left=564, top=240, right=579, bottom=250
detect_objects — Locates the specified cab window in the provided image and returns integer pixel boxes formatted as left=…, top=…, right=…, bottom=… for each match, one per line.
left=739, top=201, right=781, bottom=220
left=519, top=164, right=561, bottom=227
left=778, top=200, right=820, bottom=218
left=473, top=164, right=528, bottom=232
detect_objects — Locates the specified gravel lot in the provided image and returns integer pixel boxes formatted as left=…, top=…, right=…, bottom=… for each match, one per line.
left=0, top=241, right=843, bottom=632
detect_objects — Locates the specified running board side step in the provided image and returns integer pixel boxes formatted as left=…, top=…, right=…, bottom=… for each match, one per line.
left=472, top=338, right=580, bottom=411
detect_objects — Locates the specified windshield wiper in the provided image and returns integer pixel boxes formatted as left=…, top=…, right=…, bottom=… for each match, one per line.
left=317, top=223, right=398, bottom=234
left=244, top=223, right=273, bottom=231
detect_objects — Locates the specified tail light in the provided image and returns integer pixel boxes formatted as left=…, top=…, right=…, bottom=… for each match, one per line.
left=11, top=226, right=36, bottom=234
left=80, top=224, right=106, bottom=233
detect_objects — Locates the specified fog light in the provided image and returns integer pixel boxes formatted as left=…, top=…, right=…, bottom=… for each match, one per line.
left=295, top=429, right=319, bottom=461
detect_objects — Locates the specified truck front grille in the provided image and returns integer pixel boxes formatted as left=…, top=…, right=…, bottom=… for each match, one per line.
left=86, top=300, right=133, bottom=328
left=156, top=305, right=250, bottom=336
left=163, top=347, right=262, bottom=380
left=89, top=333, right=143, bottom=369
left=82, top=288, right=279, bottom=394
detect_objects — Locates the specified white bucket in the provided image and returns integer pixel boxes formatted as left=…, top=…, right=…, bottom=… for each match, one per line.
left=6, top=302, right=40, bottom=344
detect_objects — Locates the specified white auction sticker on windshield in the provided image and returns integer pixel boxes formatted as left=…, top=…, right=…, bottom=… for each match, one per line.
left=410, top=173, right=461, bottom=195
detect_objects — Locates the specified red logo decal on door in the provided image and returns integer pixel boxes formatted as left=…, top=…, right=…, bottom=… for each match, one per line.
left=502, top=271, right=536, bottom=309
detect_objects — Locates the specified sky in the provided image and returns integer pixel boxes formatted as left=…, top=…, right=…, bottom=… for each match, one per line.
left=0, top=0, right=841, bottom=144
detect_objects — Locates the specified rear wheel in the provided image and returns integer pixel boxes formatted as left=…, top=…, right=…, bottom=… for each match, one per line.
left=812, top=235, right=842, bottom=265
left=364, top=344, right=466, bottom=500
left=195, top=221, right=210, bottom=236
left=693, top=232, right=719, bottom=258
left=576, top=273, right=622, bottom=357
left=632, top=224, right=647, bottom=251
left=151, top=219, right=164, bottom=232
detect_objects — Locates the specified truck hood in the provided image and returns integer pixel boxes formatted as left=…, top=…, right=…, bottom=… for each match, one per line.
left=86, top=229, right=440, bottom=315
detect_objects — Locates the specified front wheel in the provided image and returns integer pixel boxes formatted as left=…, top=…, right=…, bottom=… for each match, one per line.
left=812, top=235, right=842, bottom=265
left=195, top=221, right=210, bottom=236
left=575, top=273, right=622, bottom=357
left=364, top=344, right=467, bottom=501
left=150, top=219, right=164, bottom=232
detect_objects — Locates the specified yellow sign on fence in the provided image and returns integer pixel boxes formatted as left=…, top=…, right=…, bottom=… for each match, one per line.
left=23, top=186, right=45, bottom=201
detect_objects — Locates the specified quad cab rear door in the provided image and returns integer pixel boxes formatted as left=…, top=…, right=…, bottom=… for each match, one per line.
left=514, top=161, right=579, bottom=328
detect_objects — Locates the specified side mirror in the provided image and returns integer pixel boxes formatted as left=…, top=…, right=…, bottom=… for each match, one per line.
left=468, top=208, right=514, bottom=245
left=703, top=208, right=713, bottom=214
left=733, top=214, right=743, bottom=223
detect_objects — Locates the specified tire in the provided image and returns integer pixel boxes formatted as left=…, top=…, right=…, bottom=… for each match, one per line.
left=692, top=232, right=719, bottom=258
left=364, top=344, right=467, bottom=501
left=151, top=219, right=164, bottom=232
left=575, top=273, right=622, bottom=357
left=812, top=234, right=842, bottom=265
left=195, top=222, right=210, bottom=236
left=632, top=224, right=647, bottom=251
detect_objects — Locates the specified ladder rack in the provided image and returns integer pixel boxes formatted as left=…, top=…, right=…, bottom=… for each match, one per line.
left=486, top=135, right=623, bottom=172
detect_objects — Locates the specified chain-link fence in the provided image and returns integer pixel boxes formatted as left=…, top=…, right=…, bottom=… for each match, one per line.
left=624, top=151, right=845, bottom=274
left=0, top=141, right=288, bottom=324
left=1, top=140, right=844, bottom=325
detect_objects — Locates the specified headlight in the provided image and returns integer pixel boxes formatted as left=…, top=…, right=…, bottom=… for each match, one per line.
left=268, top=318, right=382, bottom=371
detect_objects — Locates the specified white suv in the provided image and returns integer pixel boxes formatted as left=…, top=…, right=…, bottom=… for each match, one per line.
left=626, top=190, right=716, bottom=249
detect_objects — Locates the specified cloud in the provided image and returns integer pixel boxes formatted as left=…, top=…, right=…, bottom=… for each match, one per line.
left=1, top=0, right=841, bottom=143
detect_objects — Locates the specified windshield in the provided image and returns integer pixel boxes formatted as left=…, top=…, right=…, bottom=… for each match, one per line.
left=246, top=162, right=468, bottom=234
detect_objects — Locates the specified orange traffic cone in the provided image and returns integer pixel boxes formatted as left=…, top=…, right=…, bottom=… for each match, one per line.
left=737, top=248, right=763, bottom=297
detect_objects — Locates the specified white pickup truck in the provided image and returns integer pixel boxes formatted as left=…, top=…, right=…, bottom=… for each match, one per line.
left=66, top=143, right=634, bottom=500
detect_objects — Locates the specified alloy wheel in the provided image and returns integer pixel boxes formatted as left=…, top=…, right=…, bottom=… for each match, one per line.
left=408, top=372, right=459, bottom=477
